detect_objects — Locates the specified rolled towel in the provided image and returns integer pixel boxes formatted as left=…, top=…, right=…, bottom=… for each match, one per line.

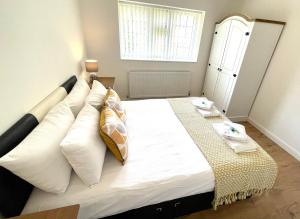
left=212, top=123, right=257, bottom=153
left=192, top=97, right=214, bottom=110
left=197, top=106, right=221, bottom=118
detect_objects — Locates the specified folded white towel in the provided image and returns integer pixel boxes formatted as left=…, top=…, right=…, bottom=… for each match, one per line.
left=222, top=121, right=248, bottom=142
left=192, top=97, right=214, bottom=110
left=197, top=106, right=221, bottom=118
left=226, top=140, right=258, bottom=153
left=212, top=123, right=257, bottom=153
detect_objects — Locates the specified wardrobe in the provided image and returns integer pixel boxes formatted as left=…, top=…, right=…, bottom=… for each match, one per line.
left=202, top=15, right=285, bottom=121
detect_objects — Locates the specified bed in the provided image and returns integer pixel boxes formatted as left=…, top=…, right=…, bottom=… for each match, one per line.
left=22, top=99, right=215, bottom=218
left=0, top=75, right=277, bottom=219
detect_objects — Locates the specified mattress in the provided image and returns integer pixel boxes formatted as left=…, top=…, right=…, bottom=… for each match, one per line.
left=22, top=99, right=215, bottom=219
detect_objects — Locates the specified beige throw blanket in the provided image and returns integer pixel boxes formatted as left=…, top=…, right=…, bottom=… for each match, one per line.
left=168, top=98, right=277, bottom=209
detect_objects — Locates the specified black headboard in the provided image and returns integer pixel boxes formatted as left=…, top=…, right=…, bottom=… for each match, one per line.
left=0, top=75, right=77, bottom=218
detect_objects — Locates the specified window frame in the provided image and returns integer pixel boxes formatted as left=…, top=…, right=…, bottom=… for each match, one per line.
left=117, top=0, right=206, bottom=63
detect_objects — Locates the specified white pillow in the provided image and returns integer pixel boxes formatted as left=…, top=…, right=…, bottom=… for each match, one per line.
left=60, top=104, right=107, bottom=186
left=64, top=78, right=90, bottom=116
left=0, top=102, right=74, bottom=193
left=86, top=80, right=107, bottom=109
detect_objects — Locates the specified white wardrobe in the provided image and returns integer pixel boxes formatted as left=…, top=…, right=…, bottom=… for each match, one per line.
left=202, top=15, right=285, bottom=121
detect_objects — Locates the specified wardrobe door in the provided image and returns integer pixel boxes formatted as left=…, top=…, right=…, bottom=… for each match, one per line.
left=213, top=72, right=234, bottom=113
left=203, top=21, right=231, bottom=98
left=214, top=20, right=250, bottom=112
left=220, top=20, right=250, bottom=76
left=209, top=21, right=231, bottom=67
left=203, top=67, right=218, bottom=99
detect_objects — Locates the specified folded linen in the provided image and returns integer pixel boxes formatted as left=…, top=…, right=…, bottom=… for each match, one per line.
left=197, top=106, right=221, bottom=118
left=226, top=140, right=258, bottom=153
left=222, top=121, right=248, bottom=142
left=212, top=123, right=257, bottom=153
left=192, top=97, right=214, bottom=110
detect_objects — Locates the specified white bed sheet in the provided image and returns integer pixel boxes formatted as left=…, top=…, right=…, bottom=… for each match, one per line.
left=22, top=99, right=215, bottom=219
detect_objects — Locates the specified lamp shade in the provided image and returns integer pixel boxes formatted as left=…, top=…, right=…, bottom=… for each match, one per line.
left=85, top=60, right=98, bottom=72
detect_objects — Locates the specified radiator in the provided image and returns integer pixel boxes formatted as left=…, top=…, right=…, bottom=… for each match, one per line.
left=128, top=71, right=191, bottom=98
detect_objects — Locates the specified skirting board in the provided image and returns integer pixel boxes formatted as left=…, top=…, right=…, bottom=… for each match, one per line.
left=248, top=117, right=300, bottom=161
left=228, top=116, right=248, bottom=122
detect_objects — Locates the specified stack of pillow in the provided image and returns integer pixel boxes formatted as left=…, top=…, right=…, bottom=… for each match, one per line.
left=0, top=77, right=128, bottom=194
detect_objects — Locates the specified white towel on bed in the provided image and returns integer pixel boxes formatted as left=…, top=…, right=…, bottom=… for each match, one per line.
left=197, top=106, right=221, bottom=118
left=212, top=122, right=257, bottom=153
left=226, top=140, right=258, bottom=153
left=192, top=97, right=214, bottom=110
left=221, top=121, right=248, bottom=142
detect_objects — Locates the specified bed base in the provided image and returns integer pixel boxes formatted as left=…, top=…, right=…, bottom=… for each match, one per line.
left=103, top=191, right=214, bottom=219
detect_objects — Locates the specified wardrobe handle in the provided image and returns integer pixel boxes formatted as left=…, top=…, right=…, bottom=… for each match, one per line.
left=220, top=68, right=222, bottom=72
left=217, top=68, right=220, bottom=71
left=208, top=63, right=211, bottom=66
left=233, top=74, right=237, bottom=77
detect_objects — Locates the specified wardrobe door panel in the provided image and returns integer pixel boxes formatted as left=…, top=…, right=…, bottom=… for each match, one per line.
left=203, top=67, right=218, bottom=99
left=220, top=20, right=250, bottom=74
left=208, top=20, right=231, bottom=67
left=213, top=72, right=234, bottom=112
left=203, top=20, right=231, bottom=99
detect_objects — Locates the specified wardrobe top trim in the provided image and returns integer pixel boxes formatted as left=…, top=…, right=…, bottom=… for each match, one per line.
left=216, top=14, right=286, bottom=25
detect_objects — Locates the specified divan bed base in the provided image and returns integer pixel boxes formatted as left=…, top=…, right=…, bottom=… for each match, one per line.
left=103, top=191, right=214, bottom=219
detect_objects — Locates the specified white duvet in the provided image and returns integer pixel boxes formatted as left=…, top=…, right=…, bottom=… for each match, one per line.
left=23, top=99, right=215, bottom=219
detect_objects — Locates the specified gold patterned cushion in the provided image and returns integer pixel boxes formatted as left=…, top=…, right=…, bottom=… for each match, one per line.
left=104, top=88, right=126, bottom=122
left=99, top=106, right=128, bottom=164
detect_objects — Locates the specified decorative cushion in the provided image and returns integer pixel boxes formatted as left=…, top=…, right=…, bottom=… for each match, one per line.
left=99, top=106, right=128, bottom=164
left=104, top=88, right=126, bottom=122
left=0, top=102, right=74, bottom=194
left=86, top=80, right=107, bottom=110
left=64, top=78, right=90, bottom=116
left=60, top=104, right=107, bottom=186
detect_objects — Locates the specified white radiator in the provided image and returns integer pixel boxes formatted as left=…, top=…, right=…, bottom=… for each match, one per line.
left=128, top=71, right=191, bottom=98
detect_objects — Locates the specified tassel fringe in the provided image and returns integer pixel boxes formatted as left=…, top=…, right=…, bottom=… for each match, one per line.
left=213, top=189, right=269, bottom=210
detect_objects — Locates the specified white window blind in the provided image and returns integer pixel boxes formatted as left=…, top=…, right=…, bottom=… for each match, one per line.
left=118, top=1, right=205, bottom=62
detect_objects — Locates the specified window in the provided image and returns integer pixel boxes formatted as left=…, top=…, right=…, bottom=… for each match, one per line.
left=118, top=1, right=205, bottom=62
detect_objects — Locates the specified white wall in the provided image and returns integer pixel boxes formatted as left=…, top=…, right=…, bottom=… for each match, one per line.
left=237, top=0, right=300, bottom=159
left=0, top=0, right=86, bottom=134
left=79, top=0, right=239, bottom=98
